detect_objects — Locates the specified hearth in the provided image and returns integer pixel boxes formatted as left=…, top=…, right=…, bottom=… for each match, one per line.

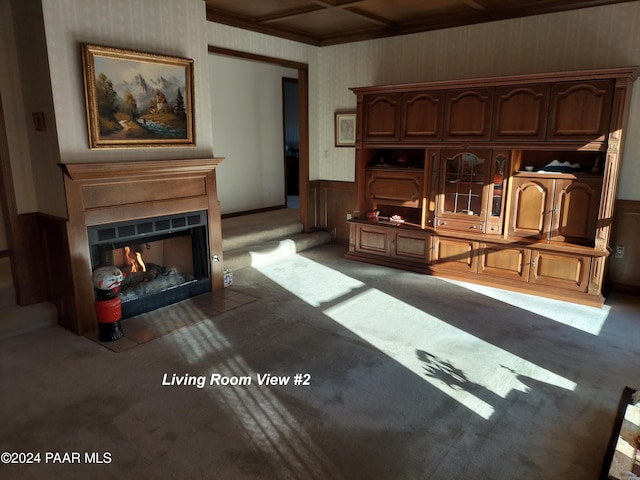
left=88, top=211, right=211, bottom=318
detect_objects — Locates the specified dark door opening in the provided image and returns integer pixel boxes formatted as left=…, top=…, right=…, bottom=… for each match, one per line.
left=283, top=77, right=299, bottom=208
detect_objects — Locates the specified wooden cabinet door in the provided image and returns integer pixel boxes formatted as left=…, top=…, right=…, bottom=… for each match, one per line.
left=431, top=236, right=477, bottom=273
left=547, top=80, right=614, bottom=142
left=437, top=149, right=492, bottom=219
left=401, top=91, right=444, bottom=142
left=479, top=245, right=531, bottom=282
left=493, top=85, right=549, bottom=141
left=366, top=170, right=424, bottom=208
left=393, top=231, right=431, bottom=264
left=551, top=177, right=601, bottom=243
left=362, top=93, right=402, bottom=143
left=486, top=151, right=510, bottom=235
left=354, top=224, right=391, bottom=256
left=444, top=88, right=493, bottom=141
left=529, top=251, right=590, bottom=291
left=508, top=176, right=554, bottom=239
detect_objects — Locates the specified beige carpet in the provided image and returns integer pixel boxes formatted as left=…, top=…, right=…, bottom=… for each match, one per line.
left=1, top=244, right=639, bottom=479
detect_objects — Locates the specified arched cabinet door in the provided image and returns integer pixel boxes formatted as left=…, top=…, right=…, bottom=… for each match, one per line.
left=444, top=88, right=493, bottom=141
left=493, top=84, right=549, bottom=141
left=547, top=80, right=614, bottom=142
left=552, top=178, right=601, bottom=242
left=362, top=93, right=401, bottom=143
left=401, top=91, right=444, bottom=142
left=508, top=177, right=552, bottom=239
left=508, top=175, right=602, bottom=244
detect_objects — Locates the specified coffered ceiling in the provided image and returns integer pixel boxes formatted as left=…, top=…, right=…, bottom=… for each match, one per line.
left=205, top=0, right=634, bottom=46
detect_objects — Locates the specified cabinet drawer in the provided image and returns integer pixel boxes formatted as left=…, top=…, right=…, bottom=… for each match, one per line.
left=366, top=170, right=423, bottom=207
left=436, top=217, right=484, bottom=233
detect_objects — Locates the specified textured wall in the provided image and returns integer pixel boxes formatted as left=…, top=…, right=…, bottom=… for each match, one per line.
left=42, top=0, right=214, bottom=164
left=209, top=2, right=640, bottom=199
left=315, top=2, right=640, bottom=195
left=209, top=55, right=297, bottom=214
left=0, top=0, right=39, bottom=216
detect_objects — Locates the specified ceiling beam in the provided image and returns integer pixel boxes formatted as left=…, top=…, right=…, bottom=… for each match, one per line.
left=310, top=0, right=391, bottom=27
left=257, top=5, right=325, bottom=24
left=463, top=0, right=488, bottom=10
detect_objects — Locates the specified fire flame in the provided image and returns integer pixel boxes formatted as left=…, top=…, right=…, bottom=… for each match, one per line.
left=124, top=246, right=146, bottom=273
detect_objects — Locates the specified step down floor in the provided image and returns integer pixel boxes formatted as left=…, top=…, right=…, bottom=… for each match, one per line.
left=221, top=208, right=331, bottom=272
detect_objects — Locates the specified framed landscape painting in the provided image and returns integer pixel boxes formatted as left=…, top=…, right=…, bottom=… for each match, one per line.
left=81, top=44, right=195, bottom=149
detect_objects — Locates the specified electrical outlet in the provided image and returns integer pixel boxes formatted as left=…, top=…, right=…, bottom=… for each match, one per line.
left=346, top=213, right=352, bottom=220
left=615, top=246, right=625, bottom=259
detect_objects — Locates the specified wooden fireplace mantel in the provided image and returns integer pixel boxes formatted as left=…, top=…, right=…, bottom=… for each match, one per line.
left=62, top=157, right=224, bottom=335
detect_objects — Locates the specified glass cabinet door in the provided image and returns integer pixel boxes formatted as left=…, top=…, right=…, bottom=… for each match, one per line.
left=490, top=153, right=508, bottom=218
left=485, top=151, right=510, bottom=234
left=441, top=151, right=488, bottom=217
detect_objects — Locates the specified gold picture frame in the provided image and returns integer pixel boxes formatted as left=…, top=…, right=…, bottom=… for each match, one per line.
left=335, top=112, right=356, bottom=147
left=81, top=44, right=195, bottom=149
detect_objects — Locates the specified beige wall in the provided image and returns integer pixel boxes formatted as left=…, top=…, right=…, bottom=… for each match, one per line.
left=42, top=0, right=214, bottom=166
left=0, top=0, right=39, bottom=217
left=209, top=55, right=297, bottom=214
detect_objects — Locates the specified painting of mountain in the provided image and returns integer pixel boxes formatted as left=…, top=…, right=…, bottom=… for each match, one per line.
left=82, top=44, right=194, bottom=149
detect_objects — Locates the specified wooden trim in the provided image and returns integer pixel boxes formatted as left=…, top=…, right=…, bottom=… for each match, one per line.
left=61, top=158, right=222, bottom=181
left=37, top=213, right=73, bottom=330
left=351, top=67, right=639, bottom=95
left=607, top=199, right=640, bottom=293
left=207, top=46, right=307, bottom=70
left=221, top=204, right=287, bottom=219
left=298, top=64, right=310, bottom=232
left=0, top=92, right=27, bottom=304
left=312, top=179, right=357, bottom=191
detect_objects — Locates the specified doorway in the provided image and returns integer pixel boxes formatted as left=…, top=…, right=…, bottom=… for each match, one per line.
left=207, top=46, right=310, bottom=231
left=0, top=91, right=20, bottom=305
left=283, top=77, right=299, bottom=208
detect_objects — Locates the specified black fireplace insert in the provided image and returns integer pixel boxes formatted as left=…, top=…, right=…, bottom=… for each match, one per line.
left=88, top=211, right=211, bottom=318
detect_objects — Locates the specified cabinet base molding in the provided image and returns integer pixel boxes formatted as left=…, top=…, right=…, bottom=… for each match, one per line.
left=346, top=249, right=606, bottom=307
left=427, top=270, right=606, bottom=308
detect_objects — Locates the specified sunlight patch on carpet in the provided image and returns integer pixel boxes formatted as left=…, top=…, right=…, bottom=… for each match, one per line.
left=252, top=251, right=365, bottom=307
left=439, top=278, right=610, bottom=335
left=255, top=254, right=577, bottom=421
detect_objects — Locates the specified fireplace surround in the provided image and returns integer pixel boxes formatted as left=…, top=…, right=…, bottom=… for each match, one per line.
left=61, top=158, right=224, bottom=335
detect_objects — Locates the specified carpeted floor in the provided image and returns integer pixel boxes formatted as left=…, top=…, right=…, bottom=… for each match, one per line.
left=1, top=243, right=638, bottom=480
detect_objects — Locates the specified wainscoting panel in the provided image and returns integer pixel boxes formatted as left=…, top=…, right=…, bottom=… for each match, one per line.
left=309, top=180, right=356, bottom=245
left=608, top=199, right=640, bottom=295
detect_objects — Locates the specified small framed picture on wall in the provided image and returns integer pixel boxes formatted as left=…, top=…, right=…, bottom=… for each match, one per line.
left=335, top=112, right=356, bottom=147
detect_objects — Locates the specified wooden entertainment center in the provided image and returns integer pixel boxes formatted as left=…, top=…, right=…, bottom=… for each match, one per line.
left=346, top=67, right=638, bottom=306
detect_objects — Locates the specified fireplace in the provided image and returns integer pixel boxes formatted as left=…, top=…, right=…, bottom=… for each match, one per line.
left=88, top=211, right=211, bottom=319
left=61, top=158, right=224, bottom=335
